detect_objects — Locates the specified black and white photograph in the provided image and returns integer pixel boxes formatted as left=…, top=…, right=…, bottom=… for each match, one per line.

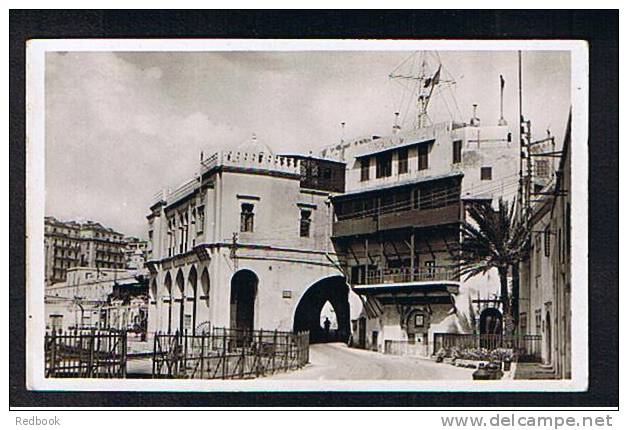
left=23, top=39, right=588, bottom=393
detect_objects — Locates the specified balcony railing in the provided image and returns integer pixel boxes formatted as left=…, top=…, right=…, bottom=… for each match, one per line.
left=364, top=266, right=458, bottom=285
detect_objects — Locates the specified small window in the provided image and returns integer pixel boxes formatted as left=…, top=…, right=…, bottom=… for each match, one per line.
left=453, top=140, right=462, bottom=164
left=414, top=313, right=424, bottom=328
left=323, top=168, right=332, bottom=180
left=376, top=153, right=392, bottom=178
left=240, top=203, right=254, bottom=233
left=480, top=167, right=492, bottom=180
left=418, top=144, right=429, bottom=171
left=536, top=159, right=549, bottom=178
left=398, top=148, right=408, bottom=174
left=425, top=260, right=436, bottom=278
left=300, top=210, right=311, bottom=238
left=360, top=158, right=370, bottom=182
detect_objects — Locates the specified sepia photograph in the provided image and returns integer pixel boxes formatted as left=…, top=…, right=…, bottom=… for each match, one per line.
left=24, top=39, right=588, bottom=392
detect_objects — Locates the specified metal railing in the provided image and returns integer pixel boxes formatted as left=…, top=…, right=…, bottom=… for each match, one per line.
left=44, top=328, right=127, bottom=378
left=433, top=333, right=543, bottom=362
left=365, top=267, right=458, bottom=285
left=152, top=327, right=310, bottom=379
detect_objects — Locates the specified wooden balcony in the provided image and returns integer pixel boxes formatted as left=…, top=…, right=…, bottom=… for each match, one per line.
left=332, top=203, right=461, bottom=238
left=363, top=267, right=458, bottom=285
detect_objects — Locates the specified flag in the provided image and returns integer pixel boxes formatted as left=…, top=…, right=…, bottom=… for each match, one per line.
left=424, top=65, right=442, bottom=88
left=500, top=74, right=505, bottom=90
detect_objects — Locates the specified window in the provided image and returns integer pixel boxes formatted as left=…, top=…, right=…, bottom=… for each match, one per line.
left=534, top=310, right=542, bottom=334
left=300, top=210, right=311, bottom=238
left=425, top=260, right=436, bottom=278
left=197, top=206, right=205, bottom=233
left=481, top=166, right=492, bottom=180
left=536, top=159, right=549, bottom=178
left=240, top=203, right=254, bottom=233
left=418, top=144, right=429, bottom=171
left=453, top=140, right=462, bottom=164
left=360, top=158, right=370, bottom=182
left=376, top=153, right=392, bottom=178
left=323, top=168, right=332, bottom=180
left=414, top=313, right=425, bottom=328
left=519, top=312, right=528, bottom=335
left=544, top=226, right=551, bottom=257
left=398, top=148, right=408, bottom=174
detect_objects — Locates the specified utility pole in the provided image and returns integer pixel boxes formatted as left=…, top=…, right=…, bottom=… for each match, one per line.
left=230, top=232, right=238, bottom=269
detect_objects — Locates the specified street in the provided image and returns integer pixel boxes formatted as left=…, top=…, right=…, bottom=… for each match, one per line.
left=268, top=343, right=474, bottom=380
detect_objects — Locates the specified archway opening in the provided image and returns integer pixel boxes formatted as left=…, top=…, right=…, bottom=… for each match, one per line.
left=479, top=307, right=503, bottom=348
left=230, top=269, right=258, bottom=334
left=187, top=266, right=198, bottom=335
left=164, top=272, right=173, bottom=334
left=293, top=276, right=350, bottom=344
left=175, top=269, right=185, bottom=333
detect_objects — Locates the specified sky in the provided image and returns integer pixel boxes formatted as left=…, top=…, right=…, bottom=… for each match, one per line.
left=45, top=49, right=571, bottom=238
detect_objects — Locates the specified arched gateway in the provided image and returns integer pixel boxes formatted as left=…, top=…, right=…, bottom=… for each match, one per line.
left=293, top=276, right=350, bottom=343
left=230, top=269, right=258, bottom=333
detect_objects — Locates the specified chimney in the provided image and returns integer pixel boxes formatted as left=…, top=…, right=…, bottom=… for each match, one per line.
left=470, top=104, right=481, bottom=127
left=340, top=122, right=346, bottom=144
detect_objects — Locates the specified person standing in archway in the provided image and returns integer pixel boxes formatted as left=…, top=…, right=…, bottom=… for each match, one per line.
left=324, top=317, right=331, bottom=340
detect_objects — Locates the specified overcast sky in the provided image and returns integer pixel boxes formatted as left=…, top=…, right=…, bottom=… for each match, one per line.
left=45, top=50, right=570, bottom=238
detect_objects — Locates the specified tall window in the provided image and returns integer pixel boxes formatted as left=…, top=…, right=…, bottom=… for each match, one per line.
left=197, top=206, right=205, bottom=232
left=536, top=159, right=549, bottom=178
left=425, top=260, right=436, bottom=278
left=376, top=153, right=392, bottom=178
left=544, top=226, right=551, bottom=257
left=398, top=148, right=408, bottom=174
left=453, top=140, right=462, bottom=164
left=480, top=166, right=492, bottom=180
left=418, top=144, right=429, bottom=171
left=360, top=158, right=370, bottom=182
left=300, top=210, right=312, bottom=237
left=240, top=203, right=254, bottom=233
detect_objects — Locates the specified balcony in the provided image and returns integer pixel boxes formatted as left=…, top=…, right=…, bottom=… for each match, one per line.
left=363, top=267, right=458, bottom=285
left=332, top=203, right=461, bottom=238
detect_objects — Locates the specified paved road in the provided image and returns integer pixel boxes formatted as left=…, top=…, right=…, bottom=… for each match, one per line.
left=268, top=342, right=474, bottom=380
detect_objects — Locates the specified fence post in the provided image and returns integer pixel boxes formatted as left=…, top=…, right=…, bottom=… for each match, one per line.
left=152, top=332, right=158, bottom=378
left=49, top=331, right=57, bottom=377
left=87, top=330, right=95, bottom=378
left=272, top=329, right=277, bottom=373
left=221, top=329, right=227, bottom=379
left=200, top=333, right=206, bottom=379
left=121, top=330, right=128, bottom=378
left=183, top=329, right=188, bottom=376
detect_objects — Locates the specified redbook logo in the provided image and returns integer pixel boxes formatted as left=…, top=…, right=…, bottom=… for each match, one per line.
left=15, top=416, right=60, bottom=426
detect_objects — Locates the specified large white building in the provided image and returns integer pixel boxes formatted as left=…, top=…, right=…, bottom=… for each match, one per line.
left=321, top=114, right=519, bottom=353
left=146, top=137, right=352, bottom=341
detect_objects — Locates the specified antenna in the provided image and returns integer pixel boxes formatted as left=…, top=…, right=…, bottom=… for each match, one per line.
left=498, top=75, right=507, bottom=126
left=340, top=122, right=346, bottom=144
left=389, top=51, right=455, bottom=129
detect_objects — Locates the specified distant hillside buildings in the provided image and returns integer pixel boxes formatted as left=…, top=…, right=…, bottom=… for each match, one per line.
left=44, top=216, right=148, bottom=285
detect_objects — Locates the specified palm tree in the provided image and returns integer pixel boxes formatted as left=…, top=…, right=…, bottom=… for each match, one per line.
left=456, top=198, right=529, bottom=333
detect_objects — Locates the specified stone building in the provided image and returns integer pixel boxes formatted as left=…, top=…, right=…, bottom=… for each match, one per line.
left=321, top=116, right=519, bottom=354
left=125, top=236, right=149, bottom=270
left=44, top=266, right=145, bottom=331
left=44, top=217, right=128, bottom=285
left=145, top=137, right=350, bottom=341
left=519, top=114, right=571, bottom=378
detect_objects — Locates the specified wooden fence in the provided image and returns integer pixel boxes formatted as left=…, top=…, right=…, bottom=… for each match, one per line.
left=45, top=328, right=127, bottom=378
left=152, top=327, right=310, bottom=379
left=432, top=333, right=542, bottom=361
